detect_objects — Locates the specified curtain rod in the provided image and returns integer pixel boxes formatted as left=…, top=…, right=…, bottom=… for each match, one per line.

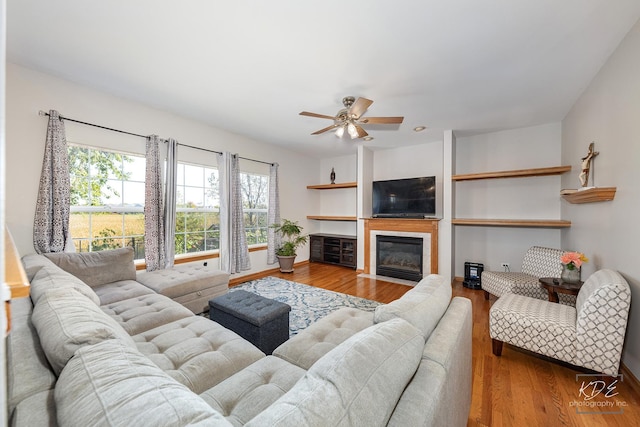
left=39, top=110, right=148, bottom=139
left=39, top=110, right=274, bottom=166
left=176, top=144, right=273, bottom=166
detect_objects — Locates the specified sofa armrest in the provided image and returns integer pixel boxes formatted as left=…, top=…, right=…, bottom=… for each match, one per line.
left=388, top=297, right=473, bottom=427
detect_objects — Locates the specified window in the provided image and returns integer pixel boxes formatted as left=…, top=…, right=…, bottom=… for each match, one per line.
left=69, top=144, right=270, bottom=260
left=240, top=172, right=269, bottom=246
left=68, top=145, right=146, bottom=259
left=175, top=162, right=220, bottom=255
left=174, top=166, right=269, bottom=254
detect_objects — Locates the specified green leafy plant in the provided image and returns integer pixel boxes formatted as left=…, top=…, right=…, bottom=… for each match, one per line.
left=271, top=219, right=308, bottom=257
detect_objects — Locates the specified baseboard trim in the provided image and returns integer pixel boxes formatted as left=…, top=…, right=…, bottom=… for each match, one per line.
left=620, top=363, right=640, bottom=394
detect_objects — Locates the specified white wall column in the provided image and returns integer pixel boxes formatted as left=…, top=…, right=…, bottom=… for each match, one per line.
left=440, top=130, right=455, bottom=282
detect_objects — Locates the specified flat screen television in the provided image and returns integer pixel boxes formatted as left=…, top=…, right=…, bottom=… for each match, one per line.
left=372, top=176, right=436, bottom=218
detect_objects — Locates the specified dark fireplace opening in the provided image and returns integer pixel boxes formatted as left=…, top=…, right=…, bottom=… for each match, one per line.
left=376, top=235, right=423, bottom=282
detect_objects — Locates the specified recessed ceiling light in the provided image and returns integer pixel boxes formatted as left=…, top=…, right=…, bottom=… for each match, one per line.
left=413, top=126, right=427, bottom=132
left=363, top=136, right=374, bottom=141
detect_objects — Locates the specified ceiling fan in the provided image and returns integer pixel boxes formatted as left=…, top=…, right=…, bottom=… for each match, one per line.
left=299, top=96, right=404, bottom=140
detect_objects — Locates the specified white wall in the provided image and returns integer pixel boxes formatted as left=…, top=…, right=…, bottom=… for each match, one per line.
left=454, top=123, right=563, bottom=276
left=561, top=20, right=640, bottom=379
left=373, top=142, right=444, bottom=217
left=313, top=155, right=358, bottom=237
left=5, top=63, right=319, bottom=278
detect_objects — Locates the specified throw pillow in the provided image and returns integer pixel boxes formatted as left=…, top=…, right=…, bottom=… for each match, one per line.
left=44, top=247, right=136, bottom=287
left=32, top=287, right=136, bottom=375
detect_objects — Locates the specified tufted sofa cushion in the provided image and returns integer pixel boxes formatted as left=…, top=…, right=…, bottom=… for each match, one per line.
left=137, top=263, right=229, bottom=298
left=132, top=316, right=265, bottom=393
left=273, top=307, right=374, bottom=370
left=247, top=318, right=425, bottom=427
left=55, top=339, right=233, bottom=427
left=100, top=292, right=194, bottom=335
left=200, top=356, right=306, bottom=426
left=92, top=279, right=155, bottom=305
left=44, top=247, right=137, bottom=287
left=32, top=287, right=137, bottom=375
left=137, top=263, right=230, bottom=314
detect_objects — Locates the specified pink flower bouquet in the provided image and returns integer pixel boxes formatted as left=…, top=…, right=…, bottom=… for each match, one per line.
left=561, top=251, right=588, bottom=270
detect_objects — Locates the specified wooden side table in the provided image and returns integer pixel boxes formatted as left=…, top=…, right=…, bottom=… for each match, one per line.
left=539, top=277, right=583, bottom=303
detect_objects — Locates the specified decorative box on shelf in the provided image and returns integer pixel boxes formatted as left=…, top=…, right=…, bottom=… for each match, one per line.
left=561, top=187, right=616, bottom=204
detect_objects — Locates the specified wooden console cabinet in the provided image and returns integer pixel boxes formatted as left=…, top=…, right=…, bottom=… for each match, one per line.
left=309, top=233, right=357, bottom=269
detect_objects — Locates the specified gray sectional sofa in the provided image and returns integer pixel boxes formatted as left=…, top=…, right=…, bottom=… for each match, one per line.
left=7, top=248, right=472, bottom=426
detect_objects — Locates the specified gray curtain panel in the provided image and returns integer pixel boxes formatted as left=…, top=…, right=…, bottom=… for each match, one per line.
left=144, top=135, right=166, bottom=271
left=33, top=110, right=73, bottom=254
left=230, top=154, right=251, bottom=272
left=163, top=139, right=178, bottom=268
left=267, top=162, right=281, bottom=264
left=217, top=152, right=251, bottom=273
left=217, top=152, right=231, bottom=272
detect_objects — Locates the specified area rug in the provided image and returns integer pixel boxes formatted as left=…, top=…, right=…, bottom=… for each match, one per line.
left=231, top=277, right=381, bottom=336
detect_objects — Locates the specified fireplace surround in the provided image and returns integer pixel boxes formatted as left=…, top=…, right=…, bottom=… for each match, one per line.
left=363, top=218, right=439, bottom=279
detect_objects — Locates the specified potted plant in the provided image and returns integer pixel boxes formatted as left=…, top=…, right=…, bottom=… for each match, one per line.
left=271, top=219, right=308, bottom=273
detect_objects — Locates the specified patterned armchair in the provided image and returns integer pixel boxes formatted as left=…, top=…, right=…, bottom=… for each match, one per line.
left=481, top=246, right=576, bottom=305
left=489, top=269, right=631, bottom=376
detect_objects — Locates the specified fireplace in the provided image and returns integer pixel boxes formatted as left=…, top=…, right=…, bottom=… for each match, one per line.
left=376, top=235, right=423, bottom=282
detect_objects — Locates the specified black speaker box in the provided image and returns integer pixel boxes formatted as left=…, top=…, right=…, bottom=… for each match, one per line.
left=463, top=262, right=484, bottom=290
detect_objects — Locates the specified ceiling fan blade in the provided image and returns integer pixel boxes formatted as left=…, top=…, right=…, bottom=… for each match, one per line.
left=349, top=97, right=373, bottom=119
left=311, top=124, right=339, bottom=135
left=299, top=111, right=336, bottom=120
left=354, top=124, right=369, bottom=138
left=359, top=116, right=404, bottom=124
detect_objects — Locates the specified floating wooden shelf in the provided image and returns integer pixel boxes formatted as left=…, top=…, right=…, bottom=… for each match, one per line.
left=5, top=229, right=29, bottom=299
left=307, top=215, right=357, bottom=221
left=561, top=187, right=616, bottom=204
left=452, top=165, right=571, bottom=181
left=452, top=218, right=571, bottom=228
left=307, top=182, right=357, bottom=189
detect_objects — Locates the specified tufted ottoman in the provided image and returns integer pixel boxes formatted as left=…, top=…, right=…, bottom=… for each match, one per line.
left=137, top=264, right=230, bottom=314
left=209, top=290, right=291, bottom=354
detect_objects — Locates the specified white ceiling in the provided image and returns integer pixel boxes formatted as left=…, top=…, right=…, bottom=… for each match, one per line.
left=7, top=1, right=640, bottom=158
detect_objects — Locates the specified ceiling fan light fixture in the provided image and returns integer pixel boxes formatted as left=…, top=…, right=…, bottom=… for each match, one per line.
left=347, top=122, right=358, bottom=139
left=413, top=126, right=427, bottom=132
left=301, top=96, right=404, bottom=140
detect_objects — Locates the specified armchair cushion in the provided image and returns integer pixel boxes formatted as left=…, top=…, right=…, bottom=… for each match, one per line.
left=490, top=293, right=577, bottom=363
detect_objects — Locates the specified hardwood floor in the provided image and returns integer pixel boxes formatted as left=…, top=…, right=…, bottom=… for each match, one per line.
left=241, top=262, right=640, bottom=427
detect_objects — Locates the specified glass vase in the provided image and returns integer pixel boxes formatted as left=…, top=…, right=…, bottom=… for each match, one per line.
left=561, top=264, right=581, bottom=283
